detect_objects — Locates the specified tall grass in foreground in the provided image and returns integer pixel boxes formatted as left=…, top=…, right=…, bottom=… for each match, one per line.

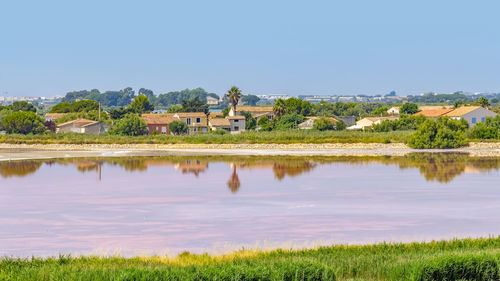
left=2, top=237, right=500, bottom=280
left=0, top=130, right=413, bottom=145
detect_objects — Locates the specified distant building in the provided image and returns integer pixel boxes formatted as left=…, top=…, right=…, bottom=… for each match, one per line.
left=208, top=118, right=231, bottom=131
left=414, top=109, right=454, bottom=118
left=336, top=116, right=356, bottom=126
left=44, top=113, right=67, bottom=121
left=56, top=119, right=109, bottom=135
left=298, top=117, right=338, bottom=130
left=229, top=106, right=274, bottom=120
left=444, top=106, right=497, bottom=126
left=173, top=112, right=209, bottom=134
left=387, top=105, right=453, bottom=115
left=348, top=116, right=399, bottom=130
left=206, top=96, right=219, bottom=105
left=226, top=115, right=246, bottom=132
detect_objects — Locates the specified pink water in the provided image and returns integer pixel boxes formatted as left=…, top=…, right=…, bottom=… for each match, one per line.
left=0, top=155, right=499, bottom=257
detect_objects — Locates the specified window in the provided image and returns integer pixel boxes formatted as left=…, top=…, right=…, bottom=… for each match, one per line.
left=194, top=127, right=197, bottom=132
left=481, top=117, right=486, bottom=123
left=234, top=126, right=239, bottom=131
left=161, top=126, right=167, bottom=134
left=202, top=127, right=207, bottom=132
left=156, top=126, right=159, bottom=131
left=196, top=117, right=201, bottom=123
left=472, top=117, right=476, bottom=124
left=234, top=119, right=239, bottom=122
left=186, top=118, right=191, bottom=125
left=187, top=128, right=191, bottom=134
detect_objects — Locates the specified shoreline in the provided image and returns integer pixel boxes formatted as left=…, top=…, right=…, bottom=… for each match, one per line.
left=1, top=142, right=500, bottom=160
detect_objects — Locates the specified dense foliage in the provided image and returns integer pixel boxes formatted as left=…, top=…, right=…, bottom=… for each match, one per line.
left=400, top=103, right=419, bottom=114
left=408, top=117, right=469, bottom=149
left=169, top=120, right=188, bottom=135
left=1, top=111, right=47, bottom=134
left=412, top=255, right=499, bottom=281
left=181, top=97, right=209, bottom=114
left=108, top=114, right=147, bottom=136
left=313, top=117, right=335, bottom=131
left=50, top=100, right=99, bottom=113
left=372, top=115, right=426, bottom=132
left=469, top=115, right=500, bottom=139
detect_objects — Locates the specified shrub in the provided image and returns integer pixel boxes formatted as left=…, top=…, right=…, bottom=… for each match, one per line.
left=408, top=118, right=469, bottom=149
left=108, top=114, right=147, bottom=136
left=335, top=119, right=346, bottom=131
left=169, top=120, right=188, bottom=135
left=275, top=113, right=305, bottom=130
left=10, top=101, right=37, bottom=113
left=212, top=129, right=228, bottom=135
left=372, top=114, right=426, bottom=132
left=412, top=255, right=499, bottom=281
left=469, top=122, right=499, bottom=139
left=313, top=117, right=335, bottom=131
left=240, top=111, right=256, bottom=130
left=1, top=111, right=47, bottom=134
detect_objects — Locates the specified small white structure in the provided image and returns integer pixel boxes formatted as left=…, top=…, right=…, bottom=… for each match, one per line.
left=445, top=106, right=497, bottom=126
left=386, top=107, right=400, bottom=115
left=206, top=96, right=219, bottom=105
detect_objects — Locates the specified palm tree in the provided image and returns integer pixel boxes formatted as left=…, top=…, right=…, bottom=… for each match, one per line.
left=273, top=98, right=286, bottom=117
left=226, top=86, right=242, bottom=115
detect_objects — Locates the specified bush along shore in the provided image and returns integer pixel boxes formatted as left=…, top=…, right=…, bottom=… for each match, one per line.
left=2, top=237, right=500, bottom=281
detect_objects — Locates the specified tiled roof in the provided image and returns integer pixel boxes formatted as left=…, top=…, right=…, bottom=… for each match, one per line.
left=236, top=106, right=274, bottom=112
left=209, top=118, right=231, bottom=127
left=364, top=117, right=399, bottom=122
left=414, top=109, right=454, bottom=117
left=209, top=112, right=224, bottom=118
left=227, top=115, right=246, bottom=120
left=418, top=105, right=453, bottom=111
left=174, top=112, right=207, bottom=118
left=142, top=114, right=178, bottom=124
left=57, top=119, right=97, bottom=128
left=305, top=116, right=338, bottom=123
left=445, top=106, right=482, bottom=117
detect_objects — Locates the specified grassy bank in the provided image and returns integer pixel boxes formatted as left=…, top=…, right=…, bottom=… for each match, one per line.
left=0, top=130, right=413, bottom=145
left=2, top=237, right=500, bottom=280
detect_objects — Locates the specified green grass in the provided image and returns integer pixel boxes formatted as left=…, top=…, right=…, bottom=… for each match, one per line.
left=0, top=130, right=413, bottom=145
left=2, top=237, right=500, bottom=280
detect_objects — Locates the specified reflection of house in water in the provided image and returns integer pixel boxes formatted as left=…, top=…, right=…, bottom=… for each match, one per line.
left=230, top=160, right=317, bottom=180
left=174, top=160, right=208, bottom=177
left=0, top=161, right=42, bottom=178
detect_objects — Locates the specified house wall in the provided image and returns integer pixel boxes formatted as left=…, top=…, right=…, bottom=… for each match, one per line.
left=177, top=115, right=209, bottom=135
left=146, top=124, right=170, bottom=135
left=229, top=119, right=246, bottom=132
left=460, top=108, right=497, bottom=126
left=356, top=118, right=375, bottom=128
left=83, top=123, right=110, bottom=135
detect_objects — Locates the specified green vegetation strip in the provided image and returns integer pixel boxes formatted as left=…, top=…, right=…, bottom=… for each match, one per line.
left=2, top=237, right=500, bottom=280
left=0, top=130, right=412, bottom=145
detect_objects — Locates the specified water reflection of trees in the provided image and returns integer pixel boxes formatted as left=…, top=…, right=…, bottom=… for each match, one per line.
left=1, top=154, right=500, bottom=186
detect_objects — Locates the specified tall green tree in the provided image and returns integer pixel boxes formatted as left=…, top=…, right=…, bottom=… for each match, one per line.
left=169, top=120, right=188, bottom=135
left=226, top=86, right=242, bottom=114
left=181, top=97, right=208, bottom=114
left=2, top=111, right=47, bottom=134
left=241, top=95, right=260, bottom=106
left=10, top=101, right=36, bottom=113
left=476, top=97, right=490, bottom=108
left=130, top=95, right=154, bottom=114
left=108, top=114, right=147, bottom=136
left=273, top=99, right=286, bottom=117
left=400, top=103, right=419, bottom=114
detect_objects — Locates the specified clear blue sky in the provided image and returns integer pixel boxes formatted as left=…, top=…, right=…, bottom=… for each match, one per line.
left=1, top=0, right=499, bottom=97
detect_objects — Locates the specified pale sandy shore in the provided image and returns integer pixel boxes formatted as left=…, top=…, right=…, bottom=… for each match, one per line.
left=0, top=142, right=500, bottom=161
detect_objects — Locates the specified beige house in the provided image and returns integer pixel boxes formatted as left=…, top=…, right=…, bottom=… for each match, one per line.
left=298, top=117, right=338, bottom=130
left=56, top=119, right=109, bottom=135
left=44, top=113, right=67, bottom=121
left=208, top=118, right=231, bottom=131
left=229, top=106, right=274, bottom=120
left=348, top=116, right=399, bottom=130
left=444, top=106, right=497, bottom=126
left=171, top=112, right=209, bottom=134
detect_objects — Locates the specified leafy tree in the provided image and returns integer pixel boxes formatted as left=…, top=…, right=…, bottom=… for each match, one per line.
left=138, top=88, right=156, bottom=103
left=400, top=103, right=419, bottom=114
left=2, top=111, right=47, bottom=134
left=283, top=97, right=304, bottom=115
left=222, top=107, right=230, bottom=117
left=226, top=86, right=242, bottom=114
left=129, top=95, right=154, bottom=114
left=50, top=102, right=73, bottom=113
left=371, top=106, right=390, bottom=116
left=169, top=120, right=188, bottom=135
left=156, top=88, right=211, bottom=107
left=109, top=107, right=132, bottom=120
left=476, top=97, right=490, bottom=108
left=335, top=119, right=347, bottom=130
left=181, top=97, right=208, bottom=114
left=50, top=100, right=100, bottom=113
left=241, top=95, right=260, bottom=106
left=239, top=111, right=256, bottom=130
left=11, top=101, right=36, bottom=112
left=108, top=114, right=147, bottom=136
left=273, top=99, right=286, bottom=117
left=167, top=105, right=183, bottom=113
left=408, top=118, right=469, bottom=149
left=313, top=117, right=335, bottom=131
left=274, top=113, right=304, bottom=130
